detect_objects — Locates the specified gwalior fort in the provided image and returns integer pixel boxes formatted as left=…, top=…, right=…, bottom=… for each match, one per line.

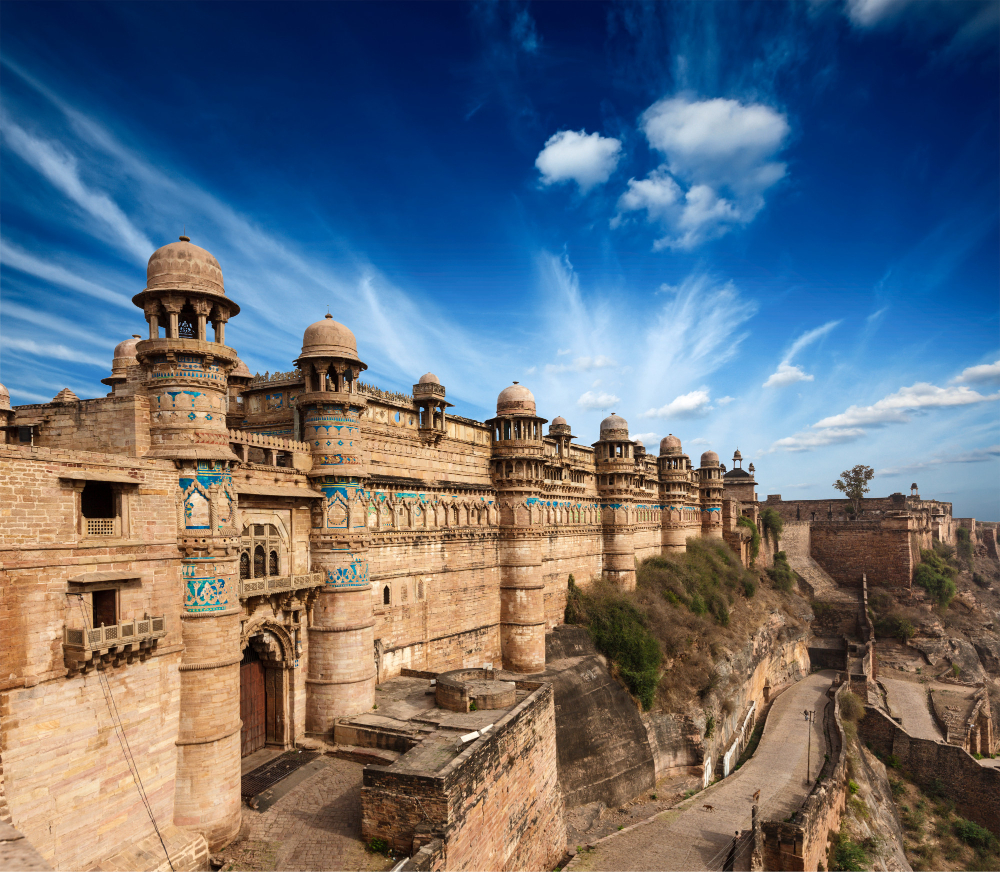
left=2, top=238, right=999, bottom=872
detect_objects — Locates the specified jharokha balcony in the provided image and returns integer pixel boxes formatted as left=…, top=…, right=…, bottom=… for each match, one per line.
left=239, top=571, right=324, bottom=600
left=63, top=616, right=166, bottom=676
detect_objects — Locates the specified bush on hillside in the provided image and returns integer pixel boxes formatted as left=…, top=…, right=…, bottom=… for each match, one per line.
left=914, top=548, right=957, bottom=608
left=767, top=551, right=796, bottom=592
left=956, top=527, right=975, bottom=565
left=760, top=508, right=783, bottom=550
left=839, top=690, right=865, bottom=723
left=563, top=577, right=662, bottom=711
left=737, top=515, right=761, bottom=565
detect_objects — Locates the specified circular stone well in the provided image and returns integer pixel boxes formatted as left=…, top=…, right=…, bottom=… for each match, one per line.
left=435, top=668, right=516, bottom=713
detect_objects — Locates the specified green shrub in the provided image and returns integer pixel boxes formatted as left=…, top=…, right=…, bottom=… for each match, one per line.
left=368, top=837, right=389, bottom=855
left=737, top=515, right=761, bottom=564
left=840, top=690, right=865, bottom=723
left=848, top=779, right=859, bottom=795
left=565, top=579, right=662, bottom=710
left=768, top=551, right=796, bottom=592
left=690, top=592, right=708, bottom=615
left=832, top=832, right=869, bottom=871
left=914, top=548, right=957, bottom=608
left=973, top=571, right=988, bottom=588
left=873, top=613, right=916, bottom=643
left=956, top=527, right=975, bottom=564
left=954, top=818, right=998, bottom=851
left=743, top=576, right=757, bottom=598
left=760, top=508, right=783, bottom=550
left=705, top=715, right=715, bottom=738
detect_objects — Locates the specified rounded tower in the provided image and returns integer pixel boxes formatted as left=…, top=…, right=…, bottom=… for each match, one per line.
left=101, top=334, right=142, bottom=396
left=657, top=434, right=695, bottom=552
left=487, top=383, right=547, bottom=673
left=0, top=382, right=12, bottom=445
left=295, top=314, right=376, bottom=731
left=699, top=449, right=724, bottom=538
left=594, top=413, right=637, bottom=589
left=131, top=237, right=242, bottom=850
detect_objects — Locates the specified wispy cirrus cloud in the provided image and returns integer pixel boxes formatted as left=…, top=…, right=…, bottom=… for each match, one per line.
left=614, top=95, right=791, bottom=250
left=545, top=355, right=617, bottom=374
left=814, top=382, right=999, bottom=428
left=762, top=320, right=840, bottom=388
left=1, top=116, right=153, bottom=261
left=879, top=444, right=1000, bottom=476
left=535, top=130, right=622, bottom=193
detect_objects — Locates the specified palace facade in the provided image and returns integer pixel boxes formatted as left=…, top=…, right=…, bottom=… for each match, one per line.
left=0, top=237, right=757, bottom=870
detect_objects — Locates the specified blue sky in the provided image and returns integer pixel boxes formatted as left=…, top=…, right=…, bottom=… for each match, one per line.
left=1, top=1, right=998, bottom=519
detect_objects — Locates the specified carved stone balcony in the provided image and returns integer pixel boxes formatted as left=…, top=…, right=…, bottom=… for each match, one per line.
left=63, top=616, right=166, bottom=675
left=239, top=572, right=325, bottom=601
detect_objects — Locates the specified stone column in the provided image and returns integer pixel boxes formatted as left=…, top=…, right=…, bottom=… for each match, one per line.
left=302, top=396, right=375, bottom=732
left=498, top=531, right=545, bottom=673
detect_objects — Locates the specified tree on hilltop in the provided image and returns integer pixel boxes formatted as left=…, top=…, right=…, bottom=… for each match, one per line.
left=833, top=464, right=874, bottom=517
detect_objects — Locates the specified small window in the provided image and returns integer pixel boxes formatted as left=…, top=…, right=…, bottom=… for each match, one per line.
left=240, top=553, right=250, bottom=579
left=254, top=545, right=265, bottom=577
left=383, top=585, right=391, bottom=605
left=18, top=426, right=32, bottom=444
left=269, top=550, right=279, bottom=576
left=92, top=589, right=117, bottom=628
left=82, top=481, right=115, bottom=519
left=418, top=581, right=425, bottom=600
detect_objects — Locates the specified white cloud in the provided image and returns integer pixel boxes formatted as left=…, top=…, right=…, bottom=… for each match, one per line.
left=763, top=362, right=814, bottom=388
left=0, top=239, right=134, bottom=309
left=716, top=395, right=735, bottom=405
left=536, top=130, right=622, bottom=193
left=951, top=359, right=1000, bottom=386
left=615, top=95, right=790, bottom=249
left=879, top=445, right=1000, bottom=476
left=643, top=389, right=713, bottom=418
left=631, top=431, right=659, bottom=446
left=814, top=382, right=1000, bottom=428
left=844, top=0, right=913, bottom=27
left=762, top=320, right=840, bottom=388
left=577, top=390, right=621, bottom=410
left=2, top=336, right=109, bottom=368
left=767, top=427, right=867, bottom=453
left=1, top=117, right=153, bottom=261
left=545, top=354, right=617, bottom=374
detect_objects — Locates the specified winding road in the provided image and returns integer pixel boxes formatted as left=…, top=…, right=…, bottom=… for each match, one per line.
left=568, top=671, right=836, bottom=872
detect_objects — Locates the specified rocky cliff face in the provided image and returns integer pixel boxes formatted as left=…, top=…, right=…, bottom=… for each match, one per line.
left=543, top=605, right=812, bottom=810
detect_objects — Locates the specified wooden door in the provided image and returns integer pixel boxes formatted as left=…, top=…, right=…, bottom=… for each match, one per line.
left=240, top=647, right=266, bottom=757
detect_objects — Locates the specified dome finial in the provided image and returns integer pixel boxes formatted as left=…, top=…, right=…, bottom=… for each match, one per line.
left=325, top=313, right=333, bottom=319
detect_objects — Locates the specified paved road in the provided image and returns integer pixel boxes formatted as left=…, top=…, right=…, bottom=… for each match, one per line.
left=880, top=678, right=944, bottom=742
left=570, top=671, right=836, bottom=872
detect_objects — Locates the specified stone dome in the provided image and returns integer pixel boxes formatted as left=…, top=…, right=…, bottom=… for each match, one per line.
left=552, top=416, right=567, bottom=426
left=733, top=448, right=743, bottom=461
left=418, top=372, right=440, bottom=385
left=145, top=237, right=224, bottom=295
left=0, top=382, right=10, bottom=412
left=634, top=438, right=644, bottom=447
left=599, top=413, right=629, bottom=439
left=110, top=334, right=142, bottom=374
left=298, top=313, right=362, bottom=362
left=496, top=382, right=536, bottom=415
left=660, top=433, right=682, bottom=455
left=230, top=357, right=252, bottom=382
left=700, top=450, right=720, bottom=467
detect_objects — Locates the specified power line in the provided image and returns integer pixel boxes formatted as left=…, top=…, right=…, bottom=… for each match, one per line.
left=71, top=595, right=175, bottom=871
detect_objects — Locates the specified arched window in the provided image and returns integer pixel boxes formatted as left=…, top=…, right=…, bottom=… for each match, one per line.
left=241, top=523, right=286, bottom=579
left=418, top=580, right=425, bottom=600
left=177, top=303, right=198, bottom=338
left=383, top=585, right=391, bottom=605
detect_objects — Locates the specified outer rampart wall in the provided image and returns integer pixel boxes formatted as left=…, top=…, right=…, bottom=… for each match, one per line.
left=14, top=396, right=152, bottom=458
left=859, top=704, right=1000, bottom=836
left=361, top=681, right=565, bottom=871
left=809, top=521, right=915, bottom=588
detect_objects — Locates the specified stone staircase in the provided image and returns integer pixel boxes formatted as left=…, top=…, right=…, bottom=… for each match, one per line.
left=781, top=521, right=854, bottom=602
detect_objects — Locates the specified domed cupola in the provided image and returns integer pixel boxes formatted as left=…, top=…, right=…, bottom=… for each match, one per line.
left=599, top=413, right=629, bottom=441
left=0, top=381, right=10, bottom=412
left=130, top=237, right=241, bottom=460
left=487, top=382, right=547, bottom=491
left=102, top=333, right=143, bottom=392
left=297, top=314, right=363, bottom=366
left=413, top=371, right=451, bottom=435
left=659, top=433, right=682, bottom=455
